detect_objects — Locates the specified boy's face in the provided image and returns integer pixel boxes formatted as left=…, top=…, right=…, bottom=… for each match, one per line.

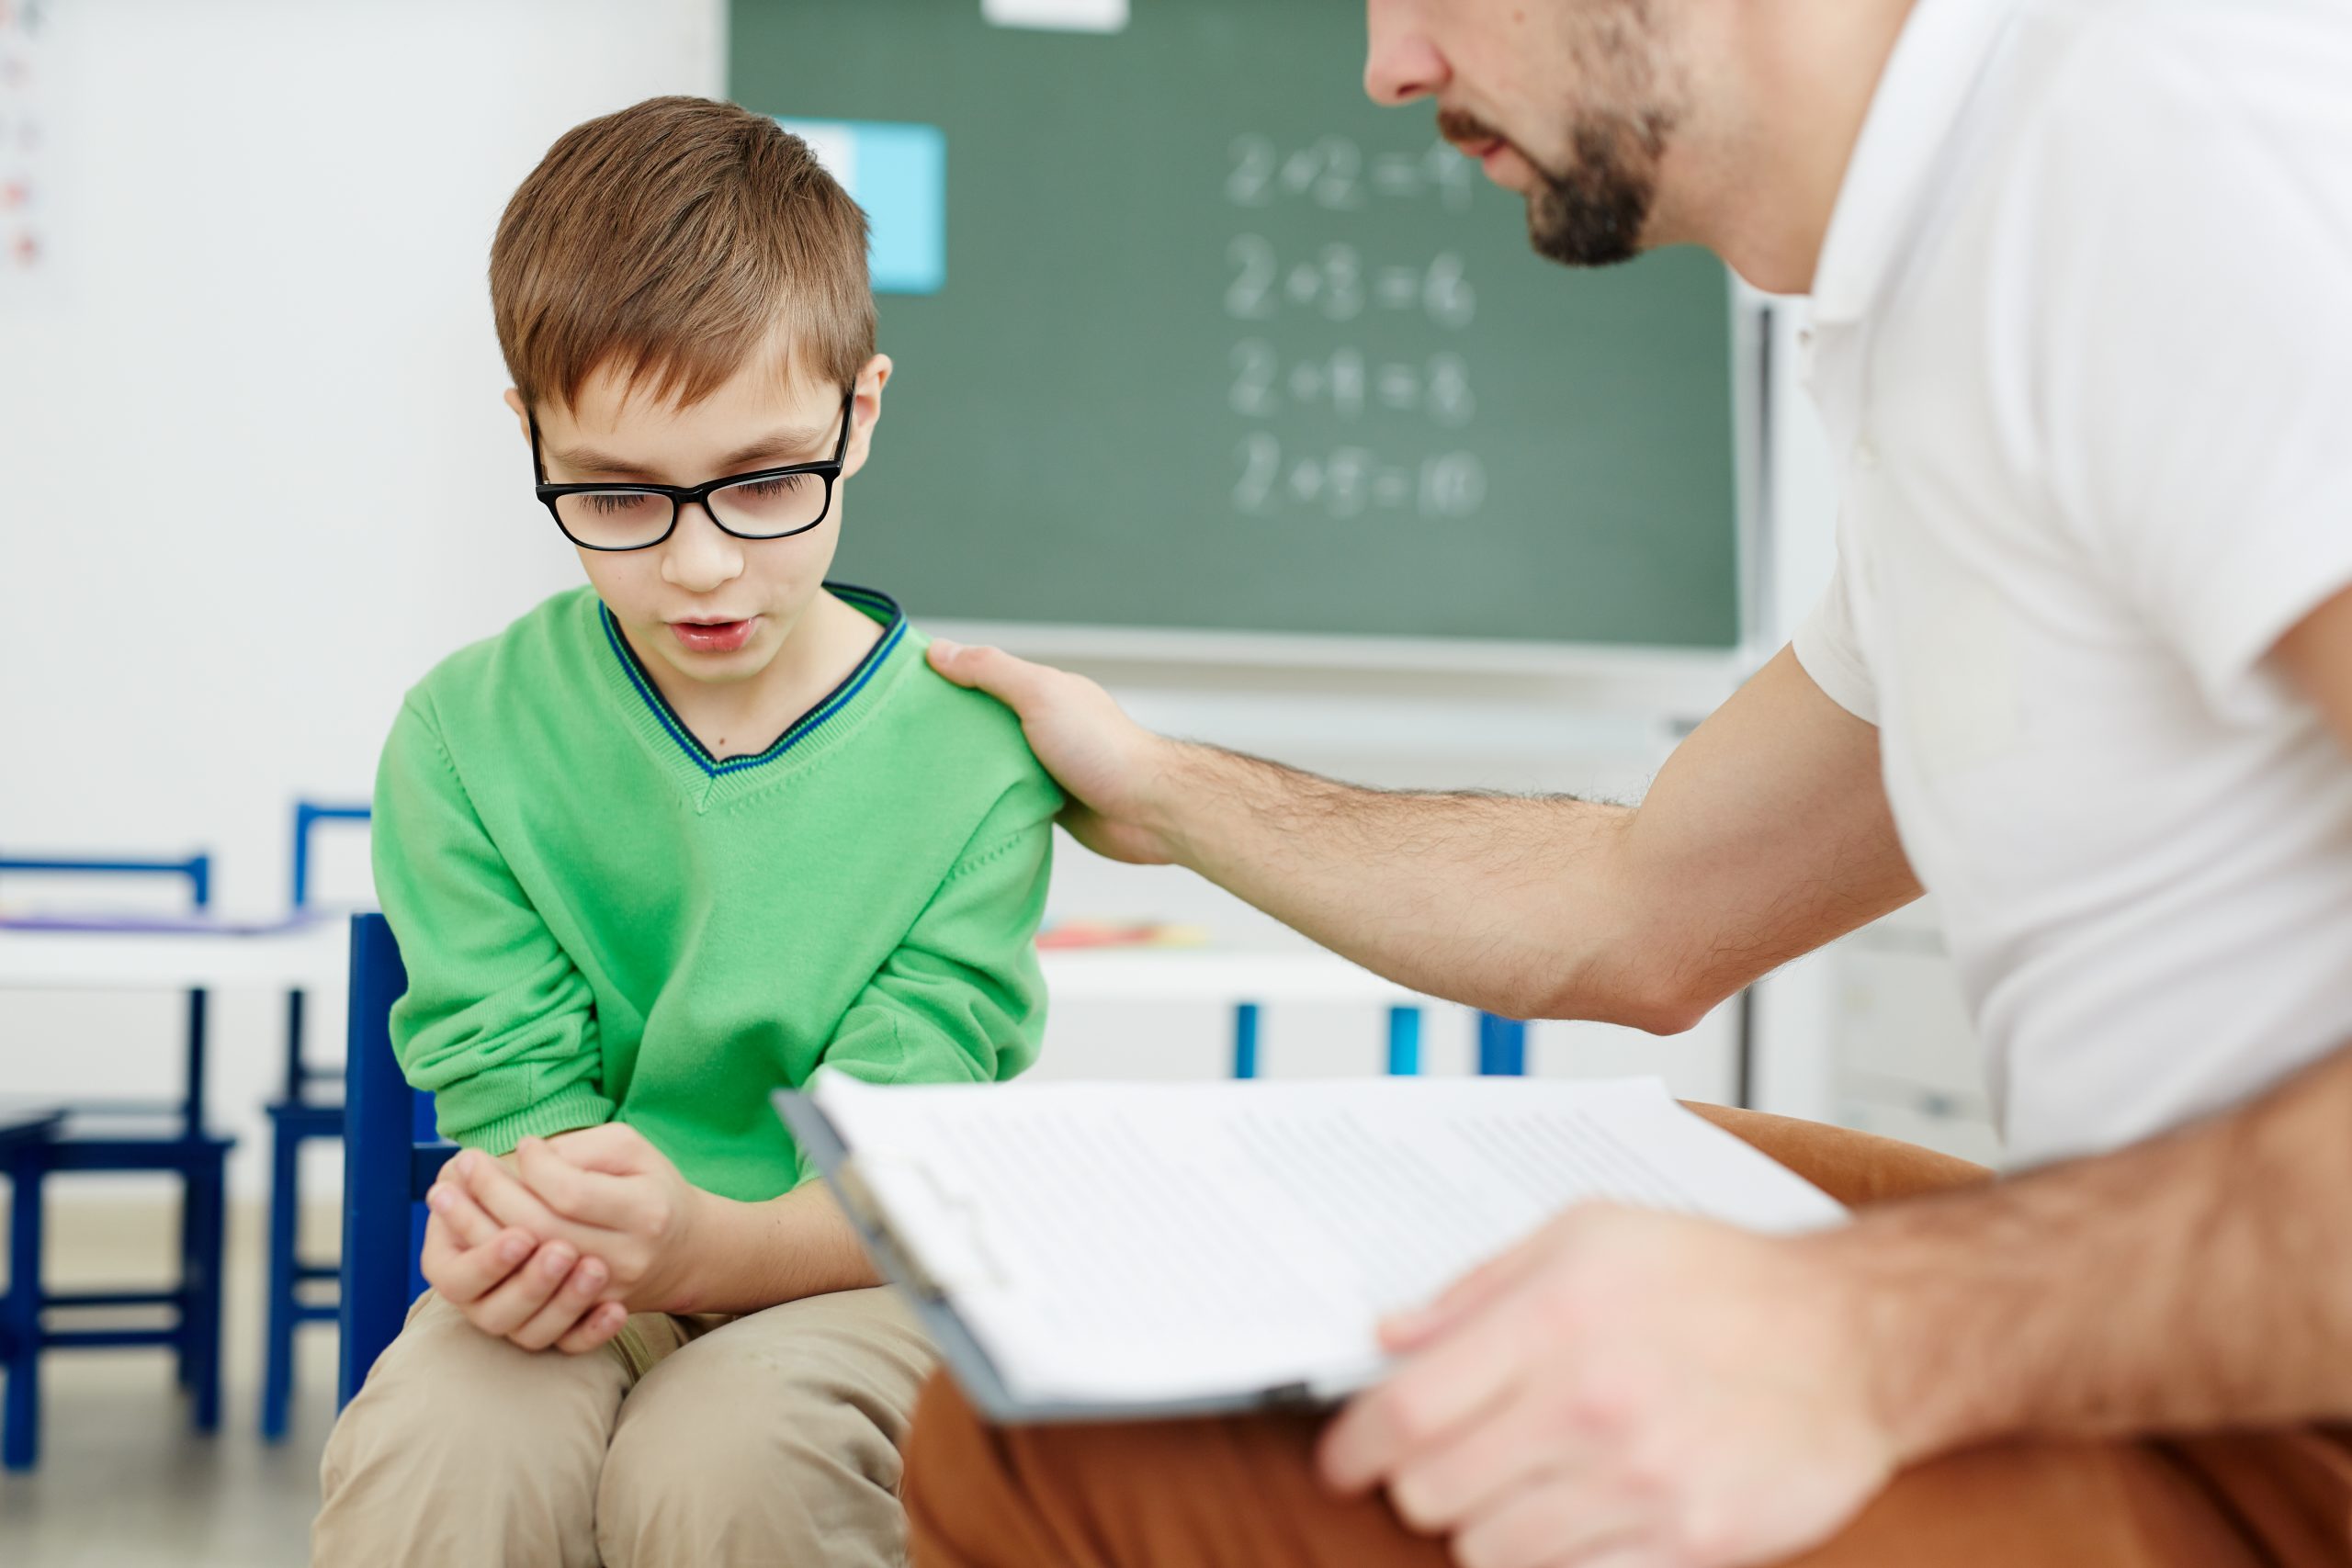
left=511, top=348, right=890, bottom=692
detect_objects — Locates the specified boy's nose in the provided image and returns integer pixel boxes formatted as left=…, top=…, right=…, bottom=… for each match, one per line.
left=660, top=502, right=745, bottom=592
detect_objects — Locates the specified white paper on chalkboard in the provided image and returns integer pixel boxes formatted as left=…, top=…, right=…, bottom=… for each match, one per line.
left=982, top=0, right=1128, bottom=35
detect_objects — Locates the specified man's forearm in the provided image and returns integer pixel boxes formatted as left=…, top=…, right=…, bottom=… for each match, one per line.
left=1155, top=743, right=1655, bottom=1024
left=1814, top=1040, right=2352, bottom=1458
left=1140, top=649, right=1917, bottom=1030
left=675, top=1181, right=880, bottom=1315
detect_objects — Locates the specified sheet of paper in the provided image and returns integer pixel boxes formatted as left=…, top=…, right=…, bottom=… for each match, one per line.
left=814, top=1073, right=1845, bottom=1406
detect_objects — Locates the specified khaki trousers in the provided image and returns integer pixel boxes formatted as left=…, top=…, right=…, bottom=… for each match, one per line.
left=314, top=1284, right=933, bottom=1568
left=903, top=1108, right=2352, bottom=1568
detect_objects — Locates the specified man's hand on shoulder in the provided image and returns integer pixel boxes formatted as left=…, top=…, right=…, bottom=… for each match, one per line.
left=926, top=639, right=1183, bottom=865
left=1318, top=1206, right=1897, bottom=1568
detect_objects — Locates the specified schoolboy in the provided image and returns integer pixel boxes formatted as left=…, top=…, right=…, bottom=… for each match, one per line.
left=312, top=95, right=1058, bottom=1568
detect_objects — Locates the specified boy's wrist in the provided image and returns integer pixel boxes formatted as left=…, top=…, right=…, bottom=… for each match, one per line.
left=660, top=1185, right=739, bottom=1314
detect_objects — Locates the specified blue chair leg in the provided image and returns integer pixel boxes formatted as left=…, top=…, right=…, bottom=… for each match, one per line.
left=172, top=1182, right=197, bottom=1393
left=261, top=1120, right=300, bottom=1443
left=4, top=1155, right=45, bottom=1472
left=185, top=1154, right=225, bottom=1435
left=1232, top=1002, right=1261, bottom=1079
left=1476, top=1013, right=1529, bottom=1076
left=1386, top=1006, right=1422, bottom=1076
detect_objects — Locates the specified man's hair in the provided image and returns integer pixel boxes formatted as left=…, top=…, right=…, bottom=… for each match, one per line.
left=491, top=96, right=873, bottom=414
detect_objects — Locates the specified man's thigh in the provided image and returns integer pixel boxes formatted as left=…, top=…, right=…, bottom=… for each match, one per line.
left=906, top=1375, right=2319, bottom=1568
left=314, top=1292, right=695, bottom=1568
left=597, top=1285, right=937, bottom=1568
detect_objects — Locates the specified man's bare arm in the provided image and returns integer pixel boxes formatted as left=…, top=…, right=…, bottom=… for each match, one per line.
left=930, top=641, right=1919, bottom=1029
left=1821, top=1035, right=2352, bottom=1453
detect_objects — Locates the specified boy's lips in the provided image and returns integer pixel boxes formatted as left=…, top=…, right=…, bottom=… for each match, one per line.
left=670, top=616, right=758, bottom=654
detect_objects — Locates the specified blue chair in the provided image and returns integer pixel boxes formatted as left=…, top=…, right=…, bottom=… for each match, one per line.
left=259, top=801, right=371, bottom=1441
left=1227, top=1002, right=1526, bottom=1078
left=1, top=1105, right=65, bottom=1466
left=0, top=852, right=235, bottom=1472
left=336, top=912, right=455, bottom=1408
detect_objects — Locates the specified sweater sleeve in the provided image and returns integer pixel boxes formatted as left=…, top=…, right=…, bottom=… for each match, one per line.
left=813, top=769, right=1059, bottom=1121
left=373, top=694, right=615, bottom=1152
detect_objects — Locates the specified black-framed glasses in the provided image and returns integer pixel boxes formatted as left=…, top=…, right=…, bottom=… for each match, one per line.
left=529, top=389, right=855, bottom=551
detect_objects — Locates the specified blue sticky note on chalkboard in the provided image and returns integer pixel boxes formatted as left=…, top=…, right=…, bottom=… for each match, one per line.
left=774, top=118, right=947, bottom=295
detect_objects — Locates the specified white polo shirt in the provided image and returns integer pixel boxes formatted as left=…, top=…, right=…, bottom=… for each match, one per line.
left=1791, top=0, right=2352, bottom=1168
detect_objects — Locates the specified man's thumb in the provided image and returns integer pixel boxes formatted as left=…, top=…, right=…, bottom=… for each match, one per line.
left=928, top=637, right=1024, bottom=698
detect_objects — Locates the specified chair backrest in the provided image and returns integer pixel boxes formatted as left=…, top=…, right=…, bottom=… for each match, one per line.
left=289, top=802, right=371, bottom=911
left=0, top=852, right=210, bottom=911
left=337, top=911, right=455, bottom=1405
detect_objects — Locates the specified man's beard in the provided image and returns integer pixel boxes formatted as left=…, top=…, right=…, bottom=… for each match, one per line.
left=1442, top=104, right=1673, bottom=270
left=1526, top=108, right=1673, bottom=268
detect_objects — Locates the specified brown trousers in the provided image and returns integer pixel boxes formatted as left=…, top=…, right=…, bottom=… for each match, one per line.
left=902, top=1107, right=2352, bottom=1568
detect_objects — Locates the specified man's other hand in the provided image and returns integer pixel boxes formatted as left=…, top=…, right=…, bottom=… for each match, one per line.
left=1318, top=1205, right=1895, bottom=1568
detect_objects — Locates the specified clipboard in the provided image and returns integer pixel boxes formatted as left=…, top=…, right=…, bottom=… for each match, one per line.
left=774, top=1089, right=1332, bottom=1425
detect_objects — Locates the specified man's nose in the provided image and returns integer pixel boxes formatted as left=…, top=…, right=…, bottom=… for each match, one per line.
left=1364, top=0, right=1448, bottom=107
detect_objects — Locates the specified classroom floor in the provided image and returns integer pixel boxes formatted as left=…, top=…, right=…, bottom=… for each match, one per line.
left=0, top=1195, right=337, bottom=1568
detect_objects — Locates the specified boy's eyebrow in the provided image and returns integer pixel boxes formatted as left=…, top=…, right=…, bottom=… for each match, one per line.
left=549, top=420, right=836, bottom=481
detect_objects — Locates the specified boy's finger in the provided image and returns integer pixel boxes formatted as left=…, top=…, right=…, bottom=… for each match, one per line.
left=505, top=1254, right=609, bottom=1352
left=516, top=1137, right=648, bottom=1228
left=424, top=1179, right=502, bottom=1249
left=456, top=1151, right=602, bottom=1252
left=463, top=1240, right=580, bottom=1339
left=555, top=1300, right=630, bottom=1357
left=424, top=1223, right=537, bottom=1307
left=540, top=1123, right=650, bottom=1175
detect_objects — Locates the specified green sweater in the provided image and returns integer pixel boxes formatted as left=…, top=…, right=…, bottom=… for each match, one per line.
left=372, top=584, right=1058, bottom=1201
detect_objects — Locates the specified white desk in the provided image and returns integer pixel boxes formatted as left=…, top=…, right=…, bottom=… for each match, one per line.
left=0, top=918, right=351, bottom=995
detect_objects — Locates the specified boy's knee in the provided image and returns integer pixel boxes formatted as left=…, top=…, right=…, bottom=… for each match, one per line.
left=316, top=1295, right=628, bottom=1567
left=597, top=1294, right=931, bottom=1565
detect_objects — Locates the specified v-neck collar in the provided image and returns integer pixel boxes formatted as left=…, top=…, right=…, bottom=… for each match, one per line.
left=595, top=584, right=910, bottom=804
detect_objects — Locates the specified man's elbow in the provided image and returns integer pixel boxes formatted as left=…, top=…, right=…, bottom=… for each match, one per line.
left=1509, top=963, right=1718, bottom=1038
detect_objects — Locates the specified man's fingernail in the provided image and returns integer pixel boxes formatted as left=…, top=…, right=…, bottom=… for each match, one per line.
left=500, top=1235, right=530, bottom=1263
left=543, top=1248, right=575, bottom=1278
left=932, top=637, right=962, bottom=658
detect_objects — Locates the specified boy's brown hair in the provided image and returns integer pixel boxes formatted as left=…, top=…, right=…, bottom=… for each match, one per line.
left=491, top=96, right=873, bottom=413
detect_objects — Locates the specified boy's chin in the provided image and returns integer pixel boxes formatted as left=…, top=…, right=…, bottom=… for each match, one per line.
left=659, top=641, right=774, bottom=683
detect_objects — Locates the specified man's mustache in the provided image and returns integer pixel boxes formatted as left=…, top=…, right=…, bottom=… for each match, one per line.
left=1436, top=107, right=1507, bottom=149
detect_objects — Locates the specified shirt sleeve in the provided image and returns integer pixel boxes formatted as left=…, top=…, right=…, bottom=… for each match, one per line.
left=1792, top=555, right=1879, bottom=725
left=2026, top=14, right=2352, bottom=718
left=373, top=694, right=614, bottom=1152
left=811, top=770, right=1059, bottom=1163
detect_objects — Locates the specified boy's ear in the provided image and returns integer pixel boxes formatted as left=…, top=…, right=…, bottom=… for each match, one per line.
left=503, top=387, right=530, bottom=439
left=841, top=354, right=892, bottom=482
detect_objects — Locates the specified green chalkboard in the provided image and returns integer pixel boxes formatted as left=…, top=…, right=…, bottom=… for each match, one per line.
left=729, top=0, right=1739, bottom=649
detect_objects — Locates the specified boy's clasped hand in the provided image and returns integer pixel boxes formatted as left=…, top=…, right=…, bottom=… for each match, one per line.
left=420, top=1127, right=704, bottom=1356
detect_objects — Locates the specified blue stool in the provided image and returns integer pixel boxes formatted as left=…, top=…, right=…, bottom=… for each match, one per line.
left=0, top=852, right=234, bottom=1472
left=259, top=801, right=371, bottom=1441
left=336, top=912, right=455, bottom=1409
left=1227, top=1001, right=1523, bottom=1078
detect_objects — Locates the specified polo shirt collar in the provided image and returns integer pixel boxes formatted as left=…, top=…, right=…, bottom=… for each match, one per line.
left=1810, top=0, right=2027, bottom=325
